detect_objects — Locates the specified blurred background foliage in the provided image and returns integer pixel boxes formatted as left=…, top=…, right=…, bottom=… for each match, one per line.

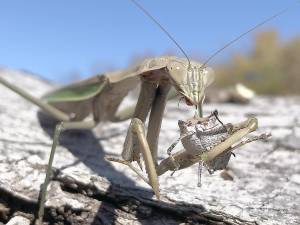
left=125, top=30, right=300, bottom=96
left=214, top=30, right=300, bottom=95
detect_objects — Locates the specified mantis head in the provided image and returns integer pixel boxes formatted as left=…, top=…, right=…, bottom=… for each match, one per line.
left=131, top=0, right=292, bottom=108
left=166, top=59, right=215, bottom=106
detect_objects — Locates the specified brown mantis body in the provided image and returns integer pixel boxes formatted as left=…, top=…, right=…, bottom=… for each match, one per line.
left=0, top=56, right=215, bottom=224
left=0, top=0, right=295, bottom=224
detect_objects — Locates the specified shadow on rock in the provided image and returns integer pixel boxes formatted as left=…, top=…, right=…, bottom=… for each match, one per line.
left=37, top=112, right=158, bottom=225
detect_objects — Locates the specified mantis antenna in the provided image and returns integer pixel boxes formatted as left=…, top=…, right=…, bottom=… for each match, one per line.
left=130, top=0, right=192, bottom=69
left=200, top=2, right=299, bottom=70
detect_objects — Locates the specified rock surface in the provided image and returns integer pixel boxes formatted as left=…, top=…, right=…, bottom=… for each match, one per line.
left=0, top=69, right=299, bottom=224
left=6, top=216, right=30, bottom=225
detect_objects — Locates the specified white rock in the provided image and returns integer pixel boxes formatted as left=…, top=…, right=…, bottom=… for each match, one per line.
left=6, top=216, right=30, bottom=225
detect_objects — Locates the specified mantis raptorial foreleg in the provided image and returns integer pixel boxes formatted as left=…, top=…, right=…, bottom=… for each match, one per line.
left=133, top=80, right=157, bottom=121
left=107, top=118, right=160, bottom=199
left=147, top=81, right=171, bottom=165
left=121, top=79, right=171, bottom=166
left=35, top=119, right=98, bottom=225
left=112, top=86, right=179, bottom=122
left=124, top=80, right=157, bottom=165
left=108, top=81, right=171, bottom=198
left=130, top=119, right=160, bottom=198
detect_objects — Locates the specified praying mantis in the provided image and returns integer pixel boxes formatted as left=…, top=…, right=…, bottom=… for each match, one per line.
left=0, top=0, right=295, bottom=224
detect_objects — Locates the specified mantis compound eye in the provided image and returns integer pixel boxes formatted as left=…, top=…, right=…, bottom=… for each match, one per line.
left=184, top=97, right=193, bottom=106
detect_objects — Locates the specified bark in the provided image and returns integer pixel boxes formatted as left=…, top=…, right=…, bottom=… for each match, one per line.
left=0, top=69, right=300, bottom=225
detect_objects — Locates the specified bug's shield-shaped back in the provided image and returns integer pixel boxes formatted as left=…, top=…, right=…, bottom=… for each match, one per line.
left=178, top=114, right=234, bottom=173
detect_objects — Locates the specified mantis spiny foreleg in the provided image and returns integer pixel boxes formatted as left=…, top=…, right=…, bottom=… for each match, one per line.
left=108, top=79, right=171, bottom=198
left=107, top=118, right=160, bottom=199
left=112, top=86, right=180, bottom=122
left=121, top=79, right=157, bottom=166
left=146, top=81, right=171, bottom=166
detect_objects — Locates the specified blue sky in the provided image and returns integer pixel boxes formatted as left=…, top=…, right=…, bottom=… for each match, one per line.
left=0, top=0, right=299, bottom=83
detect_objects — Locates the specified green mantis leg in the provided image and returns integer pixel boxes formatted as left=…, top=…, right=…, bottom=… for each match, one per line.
left=0, top=76, right=71, bottom=121
left=35, top=120, right=97, bottom=225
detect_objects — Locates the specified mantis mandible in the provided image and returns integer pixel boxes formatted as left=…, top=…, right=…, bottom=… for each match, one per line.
left=0, top=0, right=295, bottom=224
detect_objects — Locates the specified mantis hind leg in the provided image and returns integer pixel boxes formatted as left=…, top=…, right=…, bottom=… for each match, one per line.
left=0, top=76, right=71, bottom=121
left=35, top=120, right=97, bottom=225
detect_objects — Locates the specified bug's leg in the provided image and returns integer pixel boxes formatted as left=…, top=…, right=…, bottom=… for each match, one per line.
left=211, top=110, right=225, bottom=127
left=147, top=81, right=171, bottom=166
left=35, top=120, right=97, bottom=225
left=166, top=137, right=183, bottom=173
left=0, top=76, right=71, bottom=121
left=205, top=165, right=215, bottom=175
left=167, top=136, right=181, bottom=156
left=197, top=161, right=204, bottom=187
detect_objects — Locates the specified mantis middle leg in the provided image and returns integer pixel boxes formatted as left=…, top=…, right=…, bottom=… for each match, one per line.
left=35, top=120, right=98, bottom=225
